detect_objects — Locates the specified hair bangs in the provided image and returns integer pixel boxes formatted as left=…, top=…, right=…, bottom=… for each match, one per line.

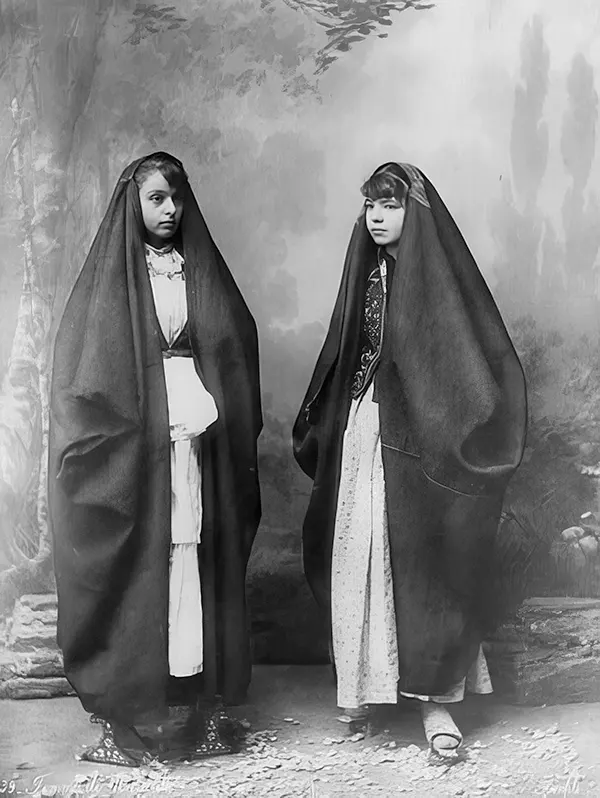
left=361, top=168, right=409, bottom=206
left=134, top=154, right=188, bottom=191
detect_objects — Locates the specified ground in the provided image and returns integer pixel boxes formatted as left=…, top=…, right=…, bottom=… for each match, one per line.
left=1, top=666, right=599, bottom=797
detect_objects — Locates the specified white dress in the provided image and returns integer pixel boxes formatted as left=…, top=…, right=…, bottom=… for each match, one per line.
left=331, top=256, right=493, bottom=710
left=146, top=243, right=218, bottom=678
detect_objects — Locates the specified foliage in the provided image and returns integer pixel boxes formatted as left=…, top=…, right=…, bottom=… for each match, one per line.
left=560, top=53, right=600, bottom=294
left=0, top=0, right=434, bottom=614
left=494, top=17, right=600, bottom=328
left=498, top=316, right=600, bottom=600
left=510, top=15, right=549, bottom=209
left=493, top=15, right=549, bottom=319
left=486, top=15, right=600, bottom=599
left=125, top=3, right=188, bottom=45
left=263, top=0, right=434, bottom=72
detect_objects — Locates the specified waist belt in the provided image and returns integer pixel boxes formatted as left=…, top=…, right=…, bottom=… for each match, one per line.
left=162, top=348, right=193, bottom=359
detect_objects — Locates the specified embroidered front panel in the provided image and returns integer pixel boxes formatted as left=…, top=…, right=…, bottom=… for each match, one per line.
left=351, top=261, right=386, bottom=399
left=145, top=243, right=185, bottom=280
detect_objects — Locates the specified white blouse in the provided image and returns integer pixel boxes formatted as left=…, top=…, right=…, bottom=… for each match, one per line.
left=145, top=243, right=187, bottom=346
left=145, top=243, right=218, bottom=441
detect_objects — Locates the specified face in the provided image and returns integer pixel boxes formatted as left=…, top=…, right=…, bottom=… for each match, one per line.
left=364, top=196, right=406, bottom=254
left=138, top=170, right=184, bottom=247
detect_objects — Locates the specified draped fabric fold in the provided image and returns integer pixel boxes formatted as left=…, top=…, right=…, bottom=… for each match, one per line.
left=293, top=162, right=526, bottom=696
left=49, top=153, right=262, bottom=723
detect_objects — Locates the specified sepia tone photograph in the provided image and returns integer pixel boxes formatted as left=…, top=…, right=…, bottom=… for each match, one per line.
left=0, top=0, right=599, bottom=795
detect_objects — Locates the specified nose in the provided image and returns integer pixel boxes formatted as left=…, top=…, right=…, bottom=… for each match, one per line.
left=164, top=197, right=176, bottom=216
left=370, top=206, right=383, bottom=223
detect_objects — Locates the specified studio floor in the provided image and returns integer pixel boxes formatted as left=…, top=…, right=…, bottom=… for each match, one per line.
left=1, top=665, right=600, bottom=797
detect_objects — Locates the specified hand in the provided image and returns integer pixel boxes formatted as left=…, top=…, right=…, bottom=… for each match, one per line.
left=170, top=422, right=202, bottom=442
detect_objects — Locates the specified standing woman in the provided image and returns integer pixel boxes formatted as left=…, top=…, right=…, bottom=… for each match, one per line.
left=293, top=163, right=526, bottom=756
left=49, top=152, right=262, bottom=765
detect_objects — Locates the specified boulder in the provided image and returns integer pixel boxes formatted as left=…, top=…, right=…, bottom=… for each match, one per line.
left=0, top=676, right=74, bottom=699
left=0, top=648, right=64, bottom=681
left=5, top=593, right=59, bottom=651
left=0, top=593, right=68, bottom=699
left=486, top=597, right=600, bottom=705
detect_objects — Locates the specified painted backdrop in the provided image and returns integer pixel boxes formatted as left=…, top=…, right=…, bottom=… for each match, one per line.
left=1, top=0, right=600, bottom=660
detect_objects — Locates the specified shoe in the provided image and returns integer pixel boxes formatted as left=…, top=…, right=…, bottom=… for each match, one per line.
left=77, top=716, right=154, bottom=768
left=182, top=697, right=245, bottom=758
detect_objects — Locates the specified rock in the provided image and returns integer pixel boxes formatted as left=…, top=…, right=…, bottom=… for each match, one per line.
left=0, top=676, right=74, bottom=699
left=578, top=536, right=599, bottom=557
left=18, top=595, right=58, bottom=613
left=0, top=648, right=64, bottom=680
left=6, top=593, right=59, bottom=651
left=487, top=597, right=600, bottom=705
left=581, top=520, right=600, bottom=535
left=561, top=526, right=585, bottom=542
left=0, top=593, right=67, bottom=702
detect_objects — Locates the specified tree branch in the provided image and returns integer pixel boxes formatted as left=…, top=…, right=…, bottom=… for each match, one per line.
left=263, top=0, right=436, bottom=72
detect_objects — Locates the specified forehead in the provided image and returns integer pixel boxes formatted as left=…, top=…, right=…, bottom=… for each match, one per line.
left=139, top=170, right=173, bottom=194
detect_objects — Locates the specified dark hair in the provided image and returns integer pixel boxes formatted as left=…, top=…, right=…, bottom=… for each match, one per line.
left=360, top=165, right=409, bottom=206
left=133, top=153, right=188, bottom=191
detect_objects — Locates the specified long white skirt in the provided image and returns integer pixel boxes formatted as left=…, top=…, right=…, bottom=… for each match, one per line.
left=168, top=438, right=204, bottom=677
left=331, top=384, right=493, bottom=710
left=149, top=272, right=218, bottom=680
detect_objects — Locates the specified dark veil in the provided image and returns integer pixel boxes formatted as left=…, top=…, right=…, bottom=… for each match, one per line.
left=49, top=152, right=262, bottom=722
left=294, top=163, right=526, bottom=694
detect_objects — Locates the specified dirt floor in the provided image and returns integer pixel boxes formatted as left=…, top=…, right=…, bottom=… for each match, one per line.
left=1, top=665, right=599, bottom=797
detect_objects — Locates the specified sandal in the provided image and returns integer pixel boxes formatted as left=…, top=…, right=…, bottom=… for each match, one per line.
left=337, top=706, right=371, bottom=736
left=77, top=716, right=154, bottom=768
left=420, top=702, right=463, bottom=758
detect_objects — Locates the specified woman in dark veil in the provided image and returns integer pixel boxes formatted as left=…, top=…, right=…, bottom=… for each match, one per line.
left=49, top=152, right=262, bottom=765
left=293, top=162, right=526, bottom=755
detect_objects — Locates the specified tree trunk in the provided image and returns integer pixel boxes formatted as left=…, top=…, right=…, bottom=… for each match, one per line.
left=0, top=0, right=110, bottom=615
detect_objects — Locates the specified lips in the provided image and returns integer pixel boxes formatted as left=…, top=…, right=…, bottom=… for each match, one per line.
left=159, top=221, right=175, bottom=227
